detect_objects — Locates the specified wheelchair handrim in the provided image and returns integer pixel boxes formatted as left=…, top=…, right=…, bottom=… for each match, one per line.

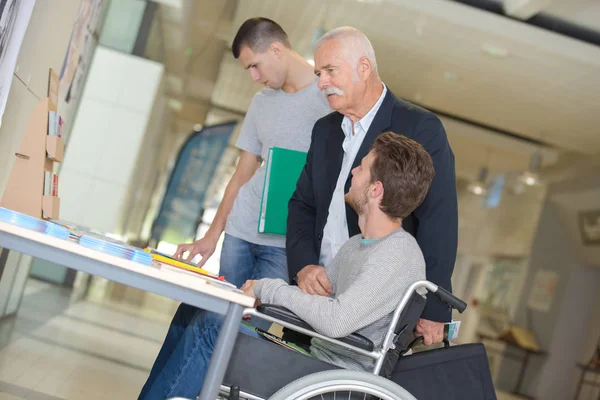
left=285, top=382, right=402, bottom=400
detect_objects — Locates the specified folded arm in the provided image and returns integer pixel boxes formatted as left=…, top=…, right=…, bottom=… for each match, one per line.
left=254, top=243, right=423, bottom=338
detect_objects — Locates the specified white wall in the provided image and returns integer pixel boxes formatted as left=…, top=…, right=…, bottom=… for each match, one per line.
left=494, top=168, right=600, bottom=398
left=58, top=46, right=164, bottom=233
left=535, top=264, right=599, bottom=400
left=0, top=0, right=81, bottom=199
left=0, top=0, right=83, bottom=316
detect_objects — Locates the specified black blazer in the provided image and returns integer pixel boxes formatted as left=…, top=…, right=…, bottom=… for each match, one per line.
left=286, top=89, right=458, bottom=322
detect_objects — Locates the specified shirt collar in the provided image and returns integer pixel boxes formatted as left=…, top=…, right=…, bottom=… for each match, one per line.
left=341, top=83, right=387, bottom=137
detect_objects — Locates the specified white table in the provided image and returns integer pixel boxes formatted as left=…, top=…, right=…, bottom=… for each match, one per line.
left=0, top=221, right=255, bottom=400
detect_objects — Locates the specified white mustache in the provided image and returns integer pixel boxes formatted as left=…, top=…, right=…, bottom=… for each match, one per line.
left=322, top=87, right=344, bottom=96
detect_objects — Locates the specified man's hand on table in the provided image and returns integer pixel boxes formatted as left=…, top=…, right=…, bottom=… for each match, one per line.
left=415, top=318, right=444, bottom=345
left=241, top=280, right=257, bottom=299
left=241, top=280, right=261, bottom=320
left=172, top=233, right=219, bottom=267
left=297, top=264, right=332, bottom=296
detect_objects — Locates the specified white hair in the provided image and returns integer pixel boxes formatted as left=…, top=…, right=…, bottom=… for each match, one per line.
left=316, top=26, right=378, bottom=77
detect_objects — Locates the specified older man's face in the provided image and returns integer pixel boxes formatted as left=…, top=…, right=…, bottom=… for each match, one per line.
left=314, top=39, right=363, bottom=114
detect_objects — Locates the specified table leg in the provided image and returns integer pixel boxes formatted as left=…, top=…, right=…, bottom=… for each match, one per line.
left=198, top=302, right=243, bottom=400
left=514, top=351, right=530, bottom=395
left=0, top=248, right=9, bottom=282
left=573, top=368, right=585, bottom=400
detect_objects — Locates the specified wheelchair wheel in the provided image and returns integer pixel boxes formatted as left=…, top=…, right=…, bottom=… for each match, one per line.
left=268, top=369, right=416, bottom=400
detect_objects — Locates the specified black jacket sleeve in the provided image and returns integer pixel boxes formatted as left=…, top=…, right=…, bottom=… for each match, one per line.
left=286, top=126, right=320, bottom=282
left=412, top=115, right=459, bottom=322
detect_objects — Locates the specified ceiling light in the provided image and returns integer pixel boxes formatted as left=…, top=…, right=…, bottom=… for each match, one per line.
left=519, top=152, right=542, bottom=186
left=152, top=0, right=182, bottom=8
left=523, top=173, right=537, bottom=186
left=306, top=59, right=315, bottom=66
left=468, top=184, right=486, bottom=196
left=481, top=43, right=509, bottom=58
left=467, top=167, right=489, bottom=196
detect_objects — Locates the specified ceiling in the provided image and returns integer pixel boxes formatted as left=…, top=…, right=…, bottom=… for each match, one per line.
left=150, top=0, right=600, bottom=181
left=527, top=0, right=600, bottom=32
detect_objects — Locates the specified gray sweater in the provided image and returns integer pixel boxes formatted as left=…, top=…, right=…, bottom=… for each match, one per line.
left=253, top=228, right=426, bottom=371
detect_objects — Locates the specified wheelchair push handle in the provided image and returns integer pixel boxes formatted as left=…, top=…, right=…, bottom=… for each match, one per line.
left=434, top=285, right=467, bottom=313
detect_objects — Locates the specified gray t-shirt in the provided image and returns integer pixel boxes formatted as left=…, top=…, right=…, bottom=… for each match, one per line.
left=225, top=80, right=331, bottom=248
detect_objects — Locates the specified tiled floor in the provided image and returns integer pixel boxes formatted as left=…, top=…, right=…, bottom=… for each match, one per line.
left=0, top=278, right=178, bottom=400
left=0, top=278, right=522, bottom=400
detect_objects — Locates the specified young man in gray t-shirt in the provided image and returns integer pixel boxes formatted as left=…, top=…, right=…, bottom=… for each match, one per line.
left=139, top=18, right=330, bottom=399
left=173, top=18, right=330, bottom=286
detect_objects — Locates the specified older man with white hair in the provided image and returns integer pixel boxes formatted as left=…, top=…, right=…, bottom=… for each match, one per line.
left=286, top=26, right=459, bottom=347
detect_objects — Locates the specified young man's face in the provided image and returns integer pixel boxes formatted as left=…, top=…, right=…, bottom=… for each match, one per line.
left=345, top=151, right=376, bottom=215
left=314, top=39, right=365, bottom=114
left=238, top=45, right=285, bottom=89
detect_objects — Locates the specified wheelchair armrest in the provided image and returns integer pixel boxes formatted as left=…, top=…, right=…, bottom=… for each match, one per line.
left=257, top=304, right=374, bottom=352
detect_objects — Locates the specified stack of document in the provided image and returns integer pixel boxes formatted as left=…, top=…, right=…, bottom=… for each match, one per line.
left=144, top=248, right=237, bottom=289
left=48, top=111, right=63, bottom=137
left=0, top=207, right=70, bottom=239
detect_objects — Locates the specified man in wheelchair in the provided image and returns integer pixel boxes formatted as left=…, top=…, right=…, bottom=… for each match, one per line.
left=139, top=132, right=435, bottom=399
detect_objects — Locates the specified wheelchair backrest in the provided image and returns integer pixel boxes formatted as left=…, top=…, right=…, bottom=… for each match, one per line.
left=391, top=291, right=427, bottom=351
left=377, top=290, right=427, bottom=378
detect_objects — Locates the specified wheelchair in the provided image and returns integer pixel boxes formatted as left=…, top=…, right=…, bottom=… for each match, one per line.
left=214, top=280, right=470, bottom=400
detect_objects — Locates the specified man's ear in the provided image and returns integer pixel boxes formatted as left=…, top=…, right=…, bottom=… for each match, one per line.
left=371, top=181, right=384, bottom=198
left=270, top=42, right=283, bottom=57
left=358, top=56, right=372, bottom=80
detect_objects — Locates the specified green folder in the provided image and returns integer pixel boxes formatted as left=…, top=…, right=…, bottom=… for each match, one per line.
left=258, top=147, right=307, bottom=235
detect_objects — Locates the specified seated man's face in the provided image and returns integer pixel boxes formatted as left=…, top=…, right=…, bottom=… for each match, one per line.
left=345, top=151, right=376, bottom=215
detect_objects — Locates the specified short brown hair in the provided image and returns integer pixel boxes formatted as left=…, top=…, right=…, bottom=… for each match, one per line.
left=232, top=17, right=291, bottom=59
left=370, top=132, right=435, bottom=219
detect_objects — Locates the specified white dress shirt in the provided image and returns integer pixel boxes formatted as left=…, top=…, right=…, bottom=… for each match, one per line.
left=319, top=84, right=388, bottom=267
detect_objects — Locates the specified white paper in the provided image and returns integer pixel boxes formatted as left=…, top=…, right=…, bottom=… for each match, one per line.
left=445, top=320, right=462, bottom=341
left=0, top=0, right=36, bottom=127
left=527, top=269, right=559, bottom=313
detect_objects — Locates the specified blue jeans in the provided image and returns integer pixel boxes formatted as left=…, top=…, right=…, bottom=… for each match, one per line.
left=138, top=305, right=260, bottom=399
left=138, top=234, right=288, bottom=399
left=219, top=233, right=289, bottom=287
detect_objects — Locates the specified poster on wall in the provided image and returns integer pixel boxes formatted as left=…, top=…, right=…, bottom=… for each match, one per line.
left=58, top=0, right=106, bottom=144
left=0, top=0, right=35, bottom=127
left=579, top=209, right=600, bottom=246
left=478, top=256, right=524, bottom=316
left=527, top=269, right=559, bottom=313
left=151, top=122, right=237, bottom=246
